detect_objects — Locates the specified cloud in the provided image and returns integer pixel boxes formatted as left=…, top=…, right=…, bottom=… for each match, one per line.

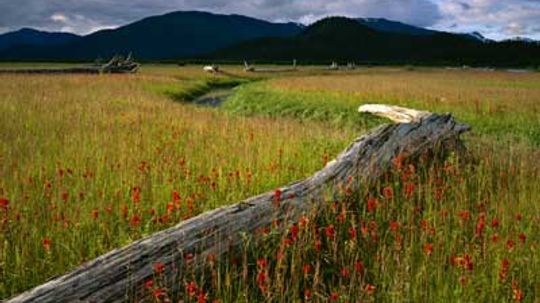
left=433, top=0, right=540, bottom=39
left=50, top=13, right=68, bottom=23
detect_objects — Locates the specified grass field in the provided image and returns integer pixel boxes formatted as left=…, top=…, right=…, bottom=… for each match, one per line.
left=0, top=65, right=539, bottom=301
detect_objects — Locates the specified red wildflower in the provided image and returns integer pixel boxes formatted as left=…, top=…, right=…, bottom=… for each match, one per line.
left=130, top=214, right=141, bottom=227
left=355, top=261, right=364, bottom=273
left=257, top=258, right=267, bottom=269
left=153, top=287, right=164, bottom=299
left=299, top=215, right=309, bottom=227
left=121, top=204, right=129, bottom=219
left=256, top=271, right=267, bottom=293
left=491, top=218, right=500, bottom=228
left=273, top=189, right=282, bottom=206
left=186, top=281, right=198, bottom=297
left=42, top=237, right=51, bottom=252
left=512, top=280, right=524, bottom=302
left=476, top=213, right=486, bottom=237
left=515, top=213, right=522, bottom=221
left=172, top=191, right=181, bottom=202
left=337, top=211, right=346, bottom=223
left=364, top=284, right=376, bottom=295
left=492, top=233, right=499, bottom=243
left=166, top=202, right=174, bottom=213
left=325, top=225, right=335, bottom=239
left=131, top=186, right=141, bottom=203
left=257, top=270, right=267, bottom=283
left=392, top=154, right=405, bottom=170
left=91, top=208, right=99, bottom=219
left=145, top=279, right=154, bottom=289
left=361, top=221, right=369, bottom=237
left=314, top=239, right=321, bottom=252
left=61, top=191, right=69, bottom=202
left=383, top=186, right=393, bottom=199
left=329, top=291, right=339, bottom=301
left=423, top=243, right=434, bottom=257
left=348, top=227, right=357, bottom=240
left=499, top=258, right=510, bottom=282
left=518, top=233, right=526, bottom=244
left=389, top=221, right=399, bottom=232
left=0, top=197, right=9, bottom=211
left=289, top=224, right=299, bottom=241
left=403, top=182, right=415, bottom=199
left=452, top=254, right=473, bottom=271
left=506, top=239, right=515, bottom=251
left=341, top=267, right=350, bottom=278
left=304, top=289, right=312, bottom=301
left=367, top=197, right=377, bottom=213
left=303, top=264, right=311, bottom=276
left=283, top=238, right=293, bottom=246
left=153, top=262, right=165, bottom=274
left=197, top=291, right=207, bottom=303
left=458, top=210, right=470, bottom=221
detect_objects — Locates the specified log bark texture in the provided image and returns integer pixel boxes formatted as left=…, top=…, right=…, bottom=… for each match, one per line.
left=6, top=105, right=470, bottom=303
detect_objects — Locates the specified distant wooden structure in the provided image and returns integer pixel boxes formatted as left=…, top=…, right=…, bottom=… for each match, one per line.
left=0, top=54, right=140, bottom=75
left=6, top=104, right=470, bottom=303
left=243, top=59, right=297, bottom=73
left=328, top=61, right=339, bottom=70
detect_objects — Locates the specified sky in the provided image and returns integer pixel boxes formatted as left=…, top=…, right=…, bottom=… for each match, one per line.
left=0, top=0, right=539, bottom=40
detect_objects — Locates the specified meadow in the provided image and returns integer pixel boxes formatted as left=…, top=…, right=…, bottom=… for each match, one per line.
left=0, top=65, right=539, bottom=302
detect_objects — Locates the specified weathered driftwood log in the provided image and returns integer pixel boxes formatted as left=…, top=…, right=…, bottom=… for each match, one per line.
left=7, top=105, right=470, bottom=303
left=0, top=55, right=139, bottom=75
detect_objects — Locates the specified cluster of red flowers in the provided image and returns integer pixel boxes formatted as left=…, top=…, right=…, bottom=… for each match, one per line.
left=451, top=253, right=474, bottom=271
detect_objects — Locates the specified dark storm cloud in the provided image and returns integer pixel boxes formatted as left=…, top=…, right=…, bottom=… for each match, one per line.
left=0, top=0, right=538, bottom=39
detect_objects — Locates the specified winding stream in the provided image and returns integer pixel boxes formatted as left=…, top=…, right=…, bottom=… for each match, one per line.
left=192, top=87, right=236, bottom=107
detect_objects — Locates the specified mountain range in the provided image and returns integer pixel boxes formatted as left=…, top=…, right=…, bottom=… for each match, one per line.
left=0, top=28, right=80, bottom=51
left=211, top=17, right=540, bottom=66
left=0, top=11, right=538, bottom=66
left=0, top=11, right=301, bottom=61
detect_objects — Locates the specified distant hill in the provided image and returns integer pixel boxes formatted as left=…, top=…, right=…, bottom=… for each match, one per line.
left=0, top=13, right=538, bottom=66
left=210, top=17, right=540, bottom=66
left=0, top=11, right=302, bottom=60
left=0, top=28, right=80, bottom=51
left=355, top=18, right=493, bottom=43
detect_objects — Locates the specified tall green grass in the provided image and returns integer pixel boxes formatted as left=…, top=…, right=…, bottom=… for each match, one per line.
left=0, top=70, right=356, bottom=298
left=224, top=80, right=540, bottom=146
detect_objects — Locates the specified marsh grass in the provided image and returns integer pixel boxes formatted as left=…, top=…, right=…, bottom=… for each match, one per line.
left=0, top=69, right=355, bottom=298
left=1, top=66, right=539, bottom=301
left=140, top=144, right=540, bottom=302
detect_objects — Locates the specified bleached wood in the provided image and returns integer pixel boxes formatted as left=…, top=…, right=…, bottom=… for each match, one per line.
left=359, top=104, right=432, bottom=123
left=6, top=105, right=470, bottom=303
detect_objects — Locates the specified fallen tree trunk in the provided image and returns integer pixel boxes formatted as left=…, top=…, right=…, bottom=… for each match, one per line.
left=0, top=55, right=139, bottom=75
left=7, top=105, right=470, bottom=303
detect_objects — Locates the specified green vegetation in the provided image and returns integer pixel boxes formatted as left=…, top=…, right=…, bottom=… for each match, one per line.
left=224, top=82, right=384, bottom=131
left=0, top=67, right=354, bottom=298
left=1, top=65, right=539, bottom=301
left=226, top=69, right=540, bottom=145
